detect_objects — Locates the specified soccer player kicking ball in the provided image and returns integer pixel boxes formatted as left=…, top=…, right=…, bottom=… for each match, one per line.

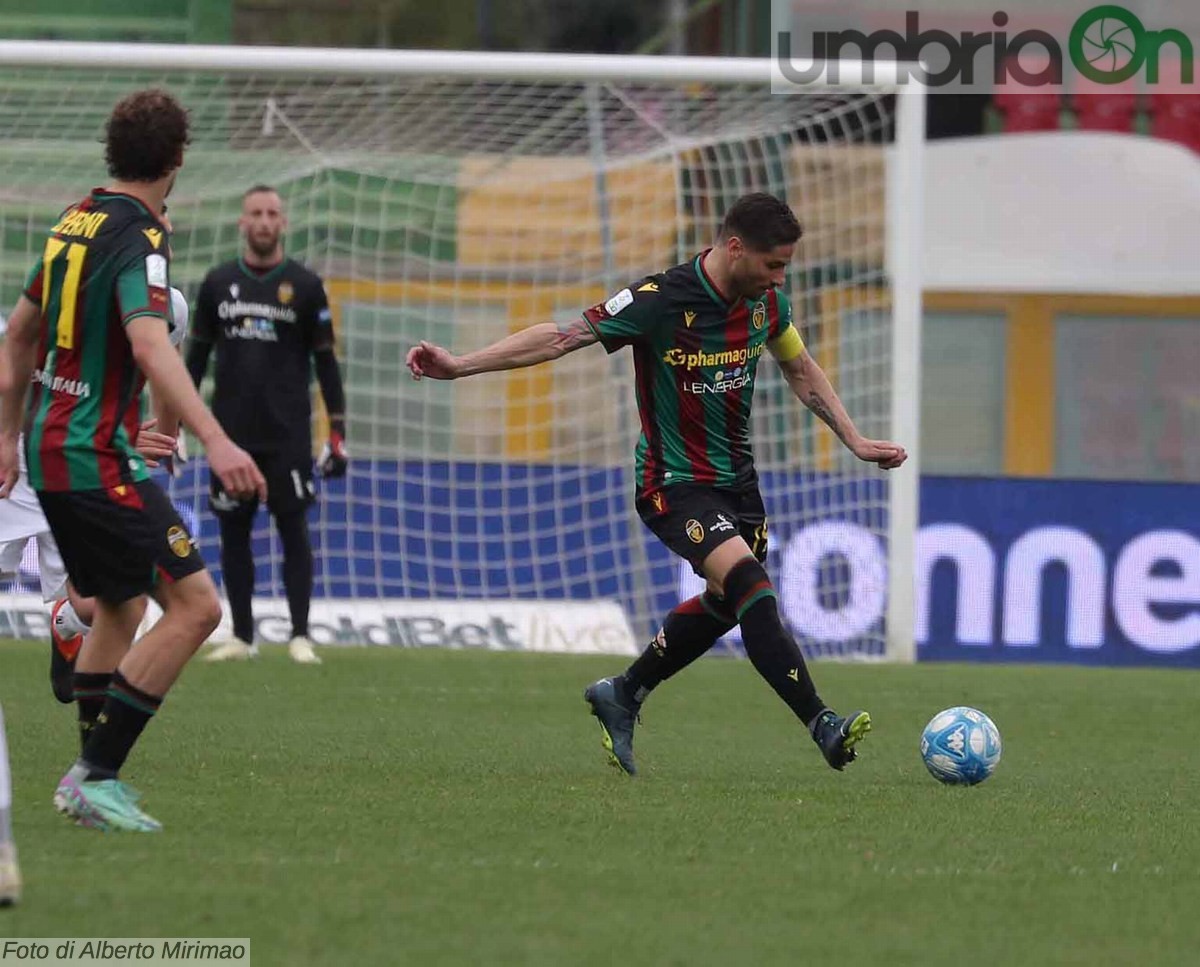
left=0, top=89, right=266, bottom=831
left=407, top=193, right=906, bottom=776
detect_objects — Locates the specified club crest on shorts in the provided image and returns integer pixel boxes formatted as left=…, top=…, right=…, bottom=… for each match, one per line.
left=277, top=281, right=294, bottom=304
left=752, top=301, right=766, bottom=330
left=166, top=525, right=193, bottom=558
left=685, top=518, right=705, bottom=544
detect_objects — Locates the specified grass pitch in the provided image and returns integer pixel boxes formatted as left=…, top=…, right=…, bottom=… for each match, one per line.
left=2, top=642, right=1198, bottom=966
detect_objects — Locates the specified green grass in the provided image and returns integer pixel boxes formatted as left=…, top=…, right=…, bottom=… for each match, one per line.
left=2, top=642, right=1199, bottom=966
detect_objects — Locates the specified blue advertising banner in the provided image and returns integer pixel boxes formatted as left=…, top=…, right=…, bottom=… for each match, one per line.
left=917, top=476, right=1200, bottom=667
left=4, top=463, right=1195, bottom=666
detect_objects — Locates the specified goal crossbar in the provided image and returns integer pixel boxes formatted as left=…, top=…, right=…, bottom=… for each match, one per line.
left=0, top=41, right=914, bottom=87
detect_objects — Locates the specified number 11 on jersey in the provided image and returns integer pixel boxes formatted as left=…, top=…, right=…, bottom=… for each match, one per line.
left=41, top=238, right=87, bottom=350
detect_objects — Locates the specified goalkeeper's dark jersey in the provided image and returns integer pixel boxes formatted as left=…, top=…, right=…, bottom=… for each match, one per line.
left=22, top=189, right=171, bottom=492
left=191, top=256, right=333, bottom=454
left=583, top=250, right=804, bottom=497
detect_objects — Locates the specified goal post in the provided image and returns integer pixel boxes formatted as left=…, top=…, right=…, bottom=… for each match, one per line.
left=886, top=82, right=925, bottom=665
left=0, top=42, right=923, bottom=661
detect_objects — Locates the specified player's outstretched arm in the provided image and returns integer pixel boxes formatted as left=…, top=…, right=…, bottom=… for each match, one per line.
left=406, top=318, right=599, bottom=380
left=779, top=349, right=907, bottom=470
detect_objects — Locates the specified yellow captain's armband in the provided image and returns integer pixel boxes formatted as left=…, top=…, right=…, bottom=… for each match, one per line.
left=767, top=325, right=804, bottom=363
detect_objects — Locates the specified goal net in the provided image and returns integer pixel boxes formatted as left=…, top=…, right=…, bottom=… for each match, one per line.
left=0, top=44, right=922, bottom=660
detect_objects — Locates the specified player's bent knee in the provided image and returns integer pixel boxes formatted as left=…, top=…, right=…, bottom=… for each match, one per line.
left=190, top=588, right=223, bottom=640
left=700, top=534, right=757, bottom=587
left=196, top=594, right=223, bottom=640
left=721, top=557, right=777, bottom=620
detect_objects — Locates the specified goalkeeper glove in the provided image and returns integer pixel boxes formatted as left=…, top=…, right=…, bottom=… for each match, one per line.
left=319, top=418, right=348, bottom=478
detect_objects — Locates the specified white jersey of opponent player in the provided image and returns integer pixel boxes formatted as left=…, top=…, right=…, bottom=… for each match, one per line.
left=0, top=288, right=189, bottom=601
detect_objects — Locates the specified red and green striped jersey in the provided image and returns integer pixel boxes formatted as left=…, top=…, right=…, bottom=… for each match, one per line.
left=22, top=189, right=172, bottom=492
left=583, top=250, right=805, bottom=496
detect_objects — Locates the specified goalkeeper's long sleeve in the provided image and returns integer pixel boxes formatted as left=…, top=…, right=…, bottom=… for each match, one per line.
left=313, top=347, right=346, bottom=421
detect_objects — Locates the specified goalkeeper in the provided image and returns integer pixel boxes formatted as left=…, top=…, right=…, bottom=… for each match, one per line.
left=407, top=193, right=906, bottom=776
left=187, top=185, right=347, bottom=666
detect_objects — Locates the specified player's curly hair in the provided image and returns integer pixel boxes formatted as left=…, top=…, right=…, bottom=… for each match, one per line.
left=718, top=192, right=802, bottom=251
left=105, top=88, right=190, bottom=182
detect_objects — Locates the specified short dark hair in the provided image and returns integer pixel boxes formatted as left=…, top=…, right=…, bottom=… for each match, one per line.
left=242, top=184, right=280, bottom=200
left=105, top=88, right=190, bottom=182
left=718, top=192, right=802, bottom=250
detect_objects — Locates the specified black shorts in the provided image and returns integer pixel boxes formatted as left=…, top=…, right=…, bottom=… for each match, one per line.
left=210, top=449, right=315, bottom=519
left=636, top=483, right=769, bottom=575
left=38, top=480, right=206, bottom=604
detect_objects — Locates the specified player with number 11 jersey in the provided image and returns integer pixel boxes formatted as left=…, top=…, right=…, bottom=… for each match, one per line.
left=22, top=189, right=170, bottom=492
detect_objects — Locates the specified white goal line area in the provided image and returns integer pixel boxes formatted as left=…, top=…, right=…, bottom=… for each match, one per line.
left=0, top=44, right=923, bottom=662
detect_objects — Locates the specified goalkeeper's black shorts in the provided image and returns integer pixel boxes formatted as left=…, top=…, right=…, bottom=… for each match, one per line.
left=210, top=448, right=315, bottom=518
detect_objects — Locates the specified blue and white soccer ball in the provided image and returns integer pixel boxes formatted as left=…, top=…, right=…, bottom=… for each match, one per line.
left=920, top=707, right=1002, bottom=786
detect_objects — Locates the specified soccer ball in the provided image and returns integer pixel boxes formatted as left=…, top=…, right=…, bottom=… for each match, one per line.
left=920, top=706, right=1002, bottom=785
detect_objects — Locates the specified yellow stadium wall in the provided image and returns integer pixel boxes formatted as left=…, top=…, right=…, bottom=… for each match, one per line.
left=319, top=282, right=1200, bottom=476
left=925, top=292, right=1200, bottom=477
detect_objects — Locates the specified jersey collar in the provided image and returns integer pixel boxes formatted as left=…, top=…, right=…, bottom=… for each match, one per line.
left=90, top=188, right=165, bottom=226
left=237, top=254, right=288, bottom=282
left=693, top=249, right=732, bottom=309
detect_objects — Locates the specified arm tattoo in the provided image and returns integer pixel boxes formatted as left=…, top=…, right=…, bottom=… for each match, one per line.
left=553, top=317, right=600, bottom=354
left=804, top=390, right=848, bottom=443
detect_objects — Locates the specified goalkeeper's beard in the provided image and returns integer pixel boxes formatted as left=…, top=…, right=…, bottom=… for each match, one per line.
left=246, top=234, right=282, bottom=260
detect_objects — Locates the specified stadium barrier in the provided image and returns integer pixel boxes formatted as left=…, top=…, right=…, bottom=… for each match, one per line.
left=2, top=466, right=1196, bottom=665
